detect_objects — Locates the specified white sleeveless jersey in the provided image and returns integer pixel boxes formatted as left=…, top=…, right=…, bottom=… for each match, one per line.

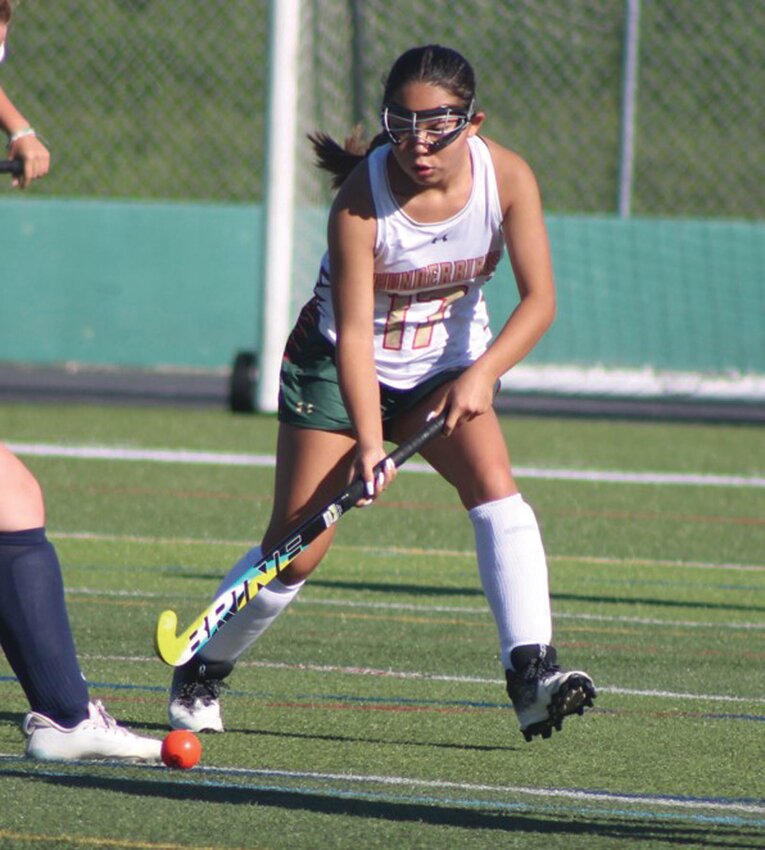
left=313, top=135, right=505, bottom=389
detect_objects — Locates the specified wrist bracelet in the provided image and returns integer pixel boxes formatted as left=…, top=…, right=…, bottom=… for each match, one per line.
left=7, top=126, right=36, bottom=147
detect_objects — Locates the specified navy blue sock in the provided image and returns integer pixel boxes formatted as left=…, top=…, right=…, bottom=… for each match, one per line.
left=0, top=528, right=89, bottom=727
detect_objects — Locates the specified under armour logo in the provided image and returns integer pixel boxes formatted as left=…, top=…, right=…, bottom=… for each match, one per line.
left=431, top=235, right=448, bottom=243
left=295, top=401, right=315, bottom=414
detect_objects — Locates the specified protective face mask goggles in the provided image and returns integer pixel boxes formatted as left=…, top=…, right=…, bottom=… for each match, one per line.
left=380, top=99, right=475, bottom=153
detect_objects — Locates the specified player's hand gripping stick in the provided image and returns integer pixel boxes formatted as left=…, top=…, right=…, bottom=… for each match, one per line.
left=0, top=159, right=24, bottom=175
left=155, top=411, right=447, bottom=666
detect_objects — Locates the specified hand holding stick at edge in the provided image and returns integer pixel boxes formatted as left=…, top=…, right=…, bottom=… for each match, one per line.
left=155, top=410, right=448, bottom=667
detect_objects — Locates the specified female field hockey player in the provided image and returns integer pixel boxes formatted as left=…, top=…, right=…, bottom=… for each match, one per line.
left=0, top=0, right=162, bottom=761
left=169, top=44, right=595, bottom=742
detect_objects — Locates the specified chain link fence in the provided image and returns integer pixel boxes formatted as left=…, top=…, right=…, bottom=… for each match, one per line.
left=2, top=0, right=763, bottom=217
left=3, top=0, right=267, bottom=201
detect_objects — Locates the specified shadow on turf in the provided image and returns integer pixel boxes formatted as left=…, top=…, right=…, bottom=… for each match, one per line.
left=181, top=576, right=487, bottom=597
left=1, top=706, right=517, bottom=751
left=220, top=724, right=519, bottom=753
left=305, top=579, right=765, bottom=614
left=174, top=575, right=765, bottom=615
left=551, top=592, right=765, bottom=614
left=3, top=769, right=762, bottom=847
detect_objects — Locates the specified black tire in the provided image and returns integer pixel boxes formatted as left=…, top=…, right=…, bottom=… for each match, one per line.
left=228, top=350, right=258, bottom=413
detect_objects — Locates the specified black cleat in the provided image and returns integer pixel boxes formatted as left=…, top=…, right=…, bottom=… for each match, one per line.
left=506, top=644, right=596, bottom=742
left=168, top=659, right=233, bottom=733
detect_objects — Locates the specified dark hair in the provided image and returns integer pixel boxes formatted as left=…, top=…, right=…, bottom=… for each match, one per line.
left=383, top=45, right=475, bottom=110
left=310, top=45, right=476, bottom=189
left=0, top=0, right=13, bottom=25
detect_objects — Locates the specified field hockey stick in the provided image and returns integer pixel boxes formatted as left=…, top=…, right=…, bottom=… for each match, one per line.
left=0, top=159, right=23, bottom=175
left=155, top=410, right=448, bottom=666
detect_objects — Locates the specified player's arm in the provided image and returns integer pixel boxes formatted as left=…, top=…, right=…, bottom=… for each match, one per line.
left=0, top=86, right=49, bottom=187
left=435, top=140, right=556, bottom=434
left=473, top=139, right=556, bottom=382
left=328, top=163, right=391, bottom=498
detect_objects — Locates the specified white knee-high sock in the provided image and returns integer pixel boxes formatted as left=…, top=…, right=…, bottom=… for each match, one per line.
left=200, top=546, right=304, bottom=664
left=469, top=494, right=552, bottom=670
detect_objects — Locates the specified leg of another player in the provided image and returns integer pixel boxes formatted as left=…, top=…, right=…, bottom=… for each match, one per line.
left=0, top=444, right=162, bottom=760
left=0, top=443, right=90, bottom=727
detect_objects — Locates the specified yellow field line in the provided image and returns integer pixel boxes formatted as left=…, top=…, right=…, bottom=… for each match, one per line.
left=0, top=830, right=255, bottom=850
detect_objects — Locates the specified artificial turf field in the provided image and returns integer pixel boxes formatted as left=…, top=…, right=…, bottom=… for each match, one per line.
left=0, top=401, right=763, bottom=850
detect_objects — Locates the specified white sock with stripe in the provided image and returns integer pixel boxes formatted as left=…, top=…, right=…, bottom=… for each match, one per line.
left=469, top=494, right=553, bottom=670
left=199, top=546, right=305, bottom=663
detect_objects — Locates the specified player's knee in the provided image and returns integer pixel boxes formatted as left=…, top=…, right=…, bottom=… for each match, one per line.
left=0, top=452, right=46, bottom=529
left=459, top=467, right=517, bottom=510
left=18, top=466, right=44, bottom=510
left=279, top=557, right=321, bottom=584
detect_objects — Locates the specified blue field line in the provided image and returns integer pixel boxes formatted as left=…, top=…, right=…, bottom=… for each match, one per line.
left=136, top=778, right=765, bottom=829
left=0, top=756, right=763, bottom=828
left=711, top=713, right=765, bottom=722
left=92, top=680, right=765, bottom=722
left=2, top=676, right=765, bottom=725
left=250, top=689, right=765, bottom=724
left=0, top=676, right=169, bottom=694
left=291, top=691, right=765, bottom=723
left=294, top=691, right=511, bottom=710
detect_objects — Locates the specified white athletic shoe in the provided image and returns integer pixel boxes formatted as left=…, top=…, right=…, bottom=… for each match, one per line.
left=23, top=700, right=162, bottom=762
left=505, top=644, right=596, bottom=742
left=168, top=663, right=227, bottom=733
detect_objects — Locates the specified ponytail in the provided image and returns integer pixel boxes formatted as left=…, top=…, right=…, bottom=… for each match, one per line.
left=308, top=127, right=388, bottom=189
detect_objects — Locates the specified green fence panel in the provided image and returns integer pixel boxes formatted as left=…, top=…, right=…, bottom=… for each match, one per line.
left=486, top=215, right=765, bottom=375
left=0, top=199, right=263, bottom=369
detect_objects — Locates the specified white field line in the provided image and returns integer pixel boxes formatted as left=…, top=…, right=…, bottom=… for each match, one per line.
left=65, top=586, right=765, bottom=632
left=8, top=441, right=765, bottom=488
left=201, top=767, right=765, bottom=815
left=14, top=445, right=761, bottom=704
left=77, top=654, right=765, bottom=706
left=234, top=660, right=765, bottom=705
left=52, top=530, right=765, bottom=572
left=295, top=597, right=765, bottom=631
left=0, top=755, right=760, bottom=818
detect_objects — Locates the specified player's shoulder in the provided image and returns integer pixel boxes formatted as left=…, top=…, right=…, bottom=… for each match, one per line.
left=330, top=156, right=376, bottom=221
left=328, top=156, right=377, bottom=249
left=478, top=135, right=542, bottom=212
left=479, top=136, right=537, bottom=184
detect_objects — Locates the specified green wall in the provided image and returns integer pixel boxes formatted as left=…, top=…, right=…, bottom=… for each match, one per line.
left=499, top=216, right=765, bottom=374
left=1, top=199, right=763, bottom=377
left=0, top=198, right=263, bottom=369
